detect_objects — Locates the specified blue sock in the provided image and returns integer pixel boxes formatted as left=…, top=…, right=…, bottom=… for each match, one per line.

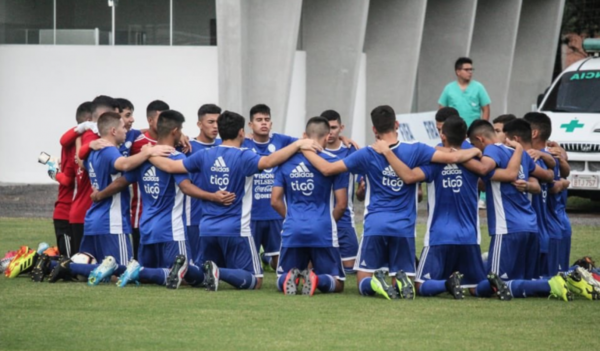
left=475, top=280, right=493, bottom=297
left=184, top=264, right=205, bottom=287
left=359, top=278, right=375, bottom=296
left=219, top=268, right=256, bottom=289
left=344, top=267, right=356, bottom=275
left=261, top=255, right=271, bottom=266
left=70, top=263, right=98, bottom=277
left=317, top=274, right=336, bottom=293
left=277, top=274, right=286, bottom=292
left=419, top=280, right=447, bottom=296
left=508, top=279, right=550, bottom=298
left=114, top=265, right=127, bottom=276
left=139, top=268, right=169, bottom=285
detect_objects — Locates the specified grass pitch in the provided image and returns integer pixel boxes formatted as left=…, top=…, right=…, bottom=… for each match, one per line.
left=0, top=217, right=599, bottom=350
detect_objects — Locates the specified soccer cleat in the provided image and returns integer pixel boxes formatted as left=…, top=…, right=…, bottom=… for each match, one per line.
left=166, top=255, right=189, bottom=290
left=300, top=269, right=319, bottom=297
left=574, top=266, right=600, bottom=296
left=31, top=254, right=51, bottom=282
left=0, top=250, right=18, bottom=273
left=445, top=271, right=465, bottom=300
left=43, top=246, right=60, bottom=257
left=48, top=256, right=73, bottom=283
left=116, top=259, right=141, bottom=288
left=487, top=273, right=512, bottom=301
left=566, top=268, right=600, bottom=300
left=202, top=260, right=219, bottom=292
left=371, top=270, right=398, bottom=300
left=283, top=268, right=301, bottom=295
left=4, top=246, right=30, bottom=278
left=395, top=271, right=415, bottom=300
left=548, top=274, right=573, bottom=302
left=88, top=256, right=117, bottom=286
left=5, top=248, right=38, bottom=278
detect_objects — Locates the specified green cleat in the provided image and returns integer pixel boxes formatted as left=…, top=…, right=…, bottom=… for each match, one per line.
left=395, top=271, right=415, bottom=300
left=548, top=273, right=573, bottom=302
left=566, top=268, right=599, bottom=300
left=371, top=270, right=398, bottom=300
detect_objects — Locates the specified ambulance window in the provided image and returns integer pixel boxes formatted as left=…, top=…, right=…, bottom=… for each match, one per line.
left=542, top=71, right=600, bottom=113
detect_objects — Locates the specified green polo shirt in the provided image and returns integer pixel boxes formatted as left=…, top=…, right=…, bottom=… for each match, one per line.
left=438, top=80, right=491, bottom=127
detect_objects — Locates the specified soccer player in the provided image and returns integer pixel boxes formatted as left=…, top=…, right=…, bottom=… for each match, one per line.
left=241, top=104, right=297, bottom=271
left=320, top=109, right=359, bottom=274
left=149, top=111, right=320, bottom=291
left=300, top=105, right=481, bottom=300
left=186, top=104, right=229, bottom=264
left=492, top=114, right=516, bottom=144
left=52, top=102, right=93, bottom=257
left=376, top=117, right=524, bottom=299
left=272, top=116, right=348, bottom=296
left=434, top=107, right=459, bottom=135
left=115, top=98, right=141, bottom=157
left=130, top=100, right=169, bottom=259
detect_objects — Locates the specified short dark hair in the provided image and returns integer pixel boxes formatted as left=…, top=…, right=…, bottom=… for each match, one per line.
left=97, top=111, right=122, bottom=136
left=197, top=104, right=222, bottom=120
left=455, top=57, right=473, bottom=71
left=91, top=95, right=118, bottom=119
left=147, top=100, right=170, bottom=116
left=492, top=114, right=517, bottom=125
left=249, top=104, right=270, bottom=121
left=435, top=107, right=460, bottom=122
left=523, top=112, right=552, bottom=141
left=370, top=105, right=396, bottom=134
left=157, top=110, right=185, bottom=138
left=218, top=111, right=245, bottom=140
left=467, top=119, right=495, bottom=139
left=320, top=110, right=341, bottom=124
left=442, top=116, right=467, bottom=147
left=503, top=119, right=532, bottom=143
left=305, top=116, right=331, bottom=138
left=76, top=101, right=93, bottom=123
left=116, top=98, right=134, bottom=112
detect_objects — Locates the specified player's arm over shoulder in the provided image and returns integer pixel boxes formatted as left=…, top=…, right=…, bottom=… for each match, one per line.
left=301, top=150, right=348, bottom=176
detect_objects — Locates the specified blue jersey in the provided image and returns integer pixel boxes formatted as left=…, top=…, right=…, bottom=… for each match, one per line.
left=274, top=151, right=348, bottom=248
left=119, top=129, right=142, bottom=157
left=185, top=138, right=222, bottom=226
left=242, top=134, right=296, bottom=221
left=482, top=143, right=537, bottom=235
left=421, top=162, right=480, bottom=246
left=84, top=146, right=131, bottom=235
left=543, top=151, right=566, bottom=239
left=183, top=145, right=261, bottom=237
left=560, top=190, right=572, bottom=236
left=343, top=141, right=436, bottom=237
left=326, top=144, right=357, bottom=229
left=124, top=152, right=189, bottom=245
left=530, top=159, right=551, bottom=252
left=436, top=140, right=473, bottom=150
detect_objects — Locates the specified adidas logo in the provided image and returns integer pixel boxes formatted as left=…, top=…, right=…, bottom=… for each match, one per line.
left=423, top=273, right=431, bottom=280
left=211, top=156, right=229, bottom=172
left=500, top=273, right=509, bottom=280
left=290, top=162, right=314, bottom=178
left=361, top=260, right=367, bottom=266
left=441, top=163, right=462, bottom=176
left=382, top=165, right=396, bottom=177
left=143, top=166, right=160, bottom=182
left=87, top=162, right=97, bottom=178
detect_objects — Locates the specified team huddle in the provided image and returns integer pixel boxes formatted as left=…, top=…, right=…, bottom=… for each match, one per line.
left=3, top=94, right=600, bottom=302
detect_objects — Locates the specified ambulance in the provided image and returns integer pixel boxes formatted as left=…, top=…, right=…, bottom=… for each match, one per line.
left=537, top=38, right=600, bottom=200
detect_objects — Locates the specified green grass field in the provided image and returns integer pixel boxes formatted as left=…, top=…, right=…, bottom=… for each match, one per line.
left=0, top=217, right=599, bottom=350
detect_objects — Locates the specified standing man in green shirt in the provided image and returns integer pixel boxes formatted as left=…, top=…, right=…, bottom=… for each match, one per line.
left=438, top=57, right=491, bottom=128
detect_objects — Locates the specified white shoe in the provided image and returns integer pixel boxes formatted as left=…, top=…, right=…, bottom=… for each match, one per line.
left=88, top=256, right=117, bottom=286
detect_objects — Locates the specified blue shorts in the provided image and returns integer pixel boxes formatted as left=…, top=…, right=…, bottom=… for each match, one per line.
left=487, top=232, right=535, bottom=281
left=198, top=236, right=263, bottom=278
left=139, top=240, right=191, bottom=269
left=415, top=245, right=486, bottom=288
left=277, top=246, right=345, bottom=280
left=354, top=235, right=416, bottom=276
left=251, top=219, right=282, bottom=256
left=187, top=225, right=200, bottom=265
left=338, top=227, right=359, bottom=261
left=558, top=233, right=571, bottom=272
left=539, top=238, right=561, bottom=277
left=79, top=234, right=132, bottom=265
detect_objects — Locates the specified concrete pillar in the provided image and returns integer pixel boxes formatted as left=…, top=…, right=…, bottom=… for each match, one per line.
left=470, top=0, right=522, bottom=115
left=417, top=0, right=478, bottom=112
left=301, top=0, right=370, bottom=137
left=217, top=0, right=302, bottom=132
left=364, top=0, right=427, bottom=143
left=509, top=0, right=565, bottom=116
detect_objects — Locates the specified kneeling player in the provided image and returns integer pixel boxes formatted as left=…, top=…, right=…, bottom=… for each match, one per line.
left=271, top=117, right=348, bottom=296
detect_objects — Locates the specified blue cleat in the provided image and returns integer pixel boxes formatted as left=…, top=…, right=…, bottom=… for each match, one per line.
left=117, top=259, right=141, bottom=288
left=88, top=256, right=117, bottom=286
